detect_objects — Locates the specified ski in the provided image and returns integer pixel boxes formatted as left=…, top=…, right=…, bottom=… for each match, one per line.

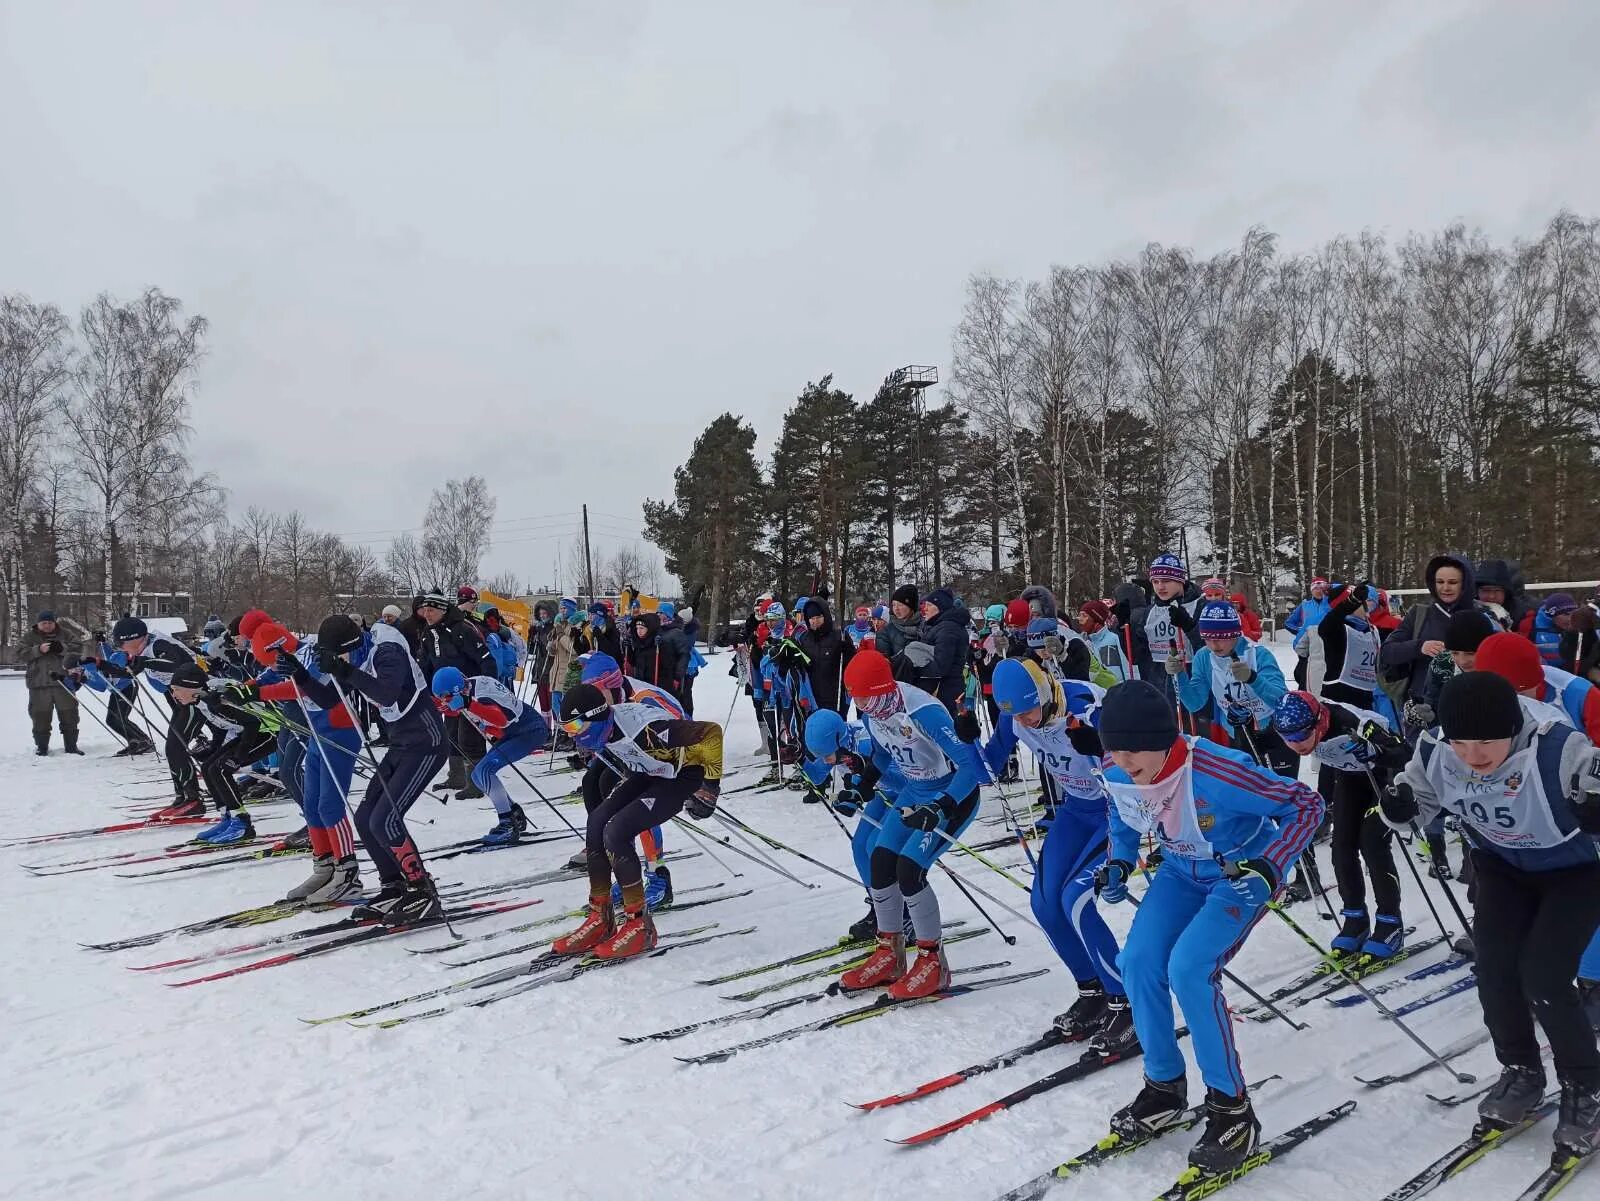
left=428, top=831, right=578, bottom=862
left=694, top=921, right=966, bottom=986
left=29, top=834, right=286, bottom=877
left=2, top=814, right=211, bottom=847
left=991, top=1076, right=1280, bottom=1201
left=359, top=925, right=751, bottom=1028
left=678, top=969, right=1049, bottom=1068
left=1240, top=932, right=1445, bottom=1020
left=1327, top=955, right=1472, bottom=1008
left=1513, top=1147, right=1597, bottom=1200
left=1427, top=1044, right=1550, bottom=1107
left=1354, top=1029, right=1492, bottom=1087
left=722, top=927, right=989, bottom=1003
left=166, top=898, right=541, bottom=986
left=851, top=1028, right=1071, bottom=1112
left=1376, top=1092, right=1558, bottom=1200
left=115, top=843, right=311, bottom=878
left=1390, top=973, right=1477, bottom=1017
left=1150, top=1100, right=1356, bottom=1200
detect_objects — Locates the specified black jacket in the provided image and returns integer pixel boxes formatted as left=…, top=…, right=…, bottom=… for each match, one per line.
left=1379, top=553, right=1481, bottom=703
left=796, top=599, right=851, bottom=713
left=419, top=608, right=496, bottom=680
left=1474, top=558, right=1531, bottom=628
left=918, top=593, right=971, bottom=710
left=626, top=612, right=685, bottom=693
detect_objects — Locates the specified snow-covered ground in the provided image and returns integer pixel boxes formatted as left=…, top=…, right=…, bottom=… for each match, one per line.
left=0, top=649, right=1549, bottom=1201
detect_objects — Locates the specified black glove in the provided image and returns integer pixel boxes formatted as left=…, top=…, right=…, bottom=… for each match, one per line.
left=686, top=785, right=718, bottom=821
left=1381, top=780, right=1419, bottom=824
left=1352, top=581, right=1372, bottom=604
left=833, top=787, right=864, bottom=817
left=128, top=655, right=152, bottom=673
left=1218, top=855, right=1280, bottom=904
left=1093, top=858, right=1134, bottom=902
left=1113, top=598, right=1131, bottom=627
left=48, top=670, right=65, bottom=682
left=1066, top=722, right=1102, bottom=758
left=954, top=710, right=981, bottom=744
left=1357, top=719, right=1412, bottom=772
left=91, top=630, right=104, bottom=643
left=1168, top=602, right=1195, bottom=632
left=903, top=794, right=954, bottom=832
left=274, top=649, right=311, bottom=684
left=39, top=640, right=59, bottom=655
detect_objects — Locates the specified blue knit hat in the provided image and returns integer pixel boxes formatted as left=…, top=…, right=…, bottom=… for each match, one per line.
left=1274, top=689, right=1323, bottom=740
left=1197, top=601, right=1242, bottom=639
left=1099, top=681, right=1179, bottom=753
left=658, top=601, right=676, bottom=619
left=1025, top=616, right=1056, bottom=649
left=1149, top=552, right=1186, bottom=583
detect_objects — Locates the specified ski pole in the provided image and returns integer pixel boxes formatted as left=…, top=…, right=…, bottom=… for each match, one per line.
left=668, top=815, right=746, bottom=881
left=856, top=807, right=1042, bottom=932
left=442, top=721, right=582, bottom=840
left=1236, top=722, right=1336, bottom=922
left=699, top=813, right=816, bottom=888
left=57, top=679, right=123, bottom=749
left=884, top=803, right=1032, bottom=892
left=715, top=806, right=865, bottom=890
left=1264, top=892, right=1475, bottom=1083
left=1357, top=767, right=1457, bottom=945
left=940, top=855, right=1018, bottom=946
left=1408, top=820, right=1474, bottom=940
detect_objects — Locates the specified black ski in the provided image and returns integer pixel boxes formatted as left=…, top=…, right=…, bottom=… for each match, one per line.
left=1376, top=1092, right=1558, bottom=1200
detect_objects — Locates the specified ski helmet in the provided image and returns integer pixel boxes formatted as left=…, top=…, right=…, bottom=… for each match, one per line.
left=802, top=709, right=852, bottom=760
left=992, top=657, right=1056, bottom=718
left=112, top=616, right=148, bottom=644
left=984, top=603, right=1006, bottom=623
left=579, top=651, right=625, bottom=692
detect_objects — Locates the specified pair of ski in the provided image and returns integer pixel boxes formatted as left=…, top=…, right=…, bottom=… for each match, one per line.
left=1326, top=952, right=1472, bottom=1009
left=1238, top=931, right=1448, bottom=1020
left=675, top=968, right=1049, bottom=1066
left=1378, top=1089, right=1595, bottom=1201
left=2, top=812, right=212, bottom=848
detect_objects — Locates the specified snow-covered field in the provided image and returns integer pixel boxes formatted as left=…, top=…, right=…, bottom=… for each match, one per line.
left=0, top=650, right=1549, bottom=1200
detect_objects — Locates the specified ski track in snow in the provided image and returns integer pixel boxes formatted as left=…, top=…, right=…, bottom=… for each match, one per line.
left=0, top=645, right=1561, bottom=1199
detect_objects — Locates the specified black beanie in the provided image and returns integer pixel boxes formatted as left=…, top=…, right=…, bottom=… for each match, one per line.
left=892, top=585, right=919, bottom=611
left=317, top=613, right=364, bottom=655
left=1438, top=671, right=1523, bottom=742
left=1099, top=680, right=1179, bottom=753
left=1443, top=609, right=1498, bottom=653
left=170, top=662, right=207, bottom=691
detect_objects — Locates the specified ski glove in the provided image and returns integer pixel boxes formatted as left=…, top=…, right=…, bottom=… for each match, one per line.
left=1380, top=780, right=1419, bottom=825
left=686, top=784, right=719, bottom=821
left=832, top=787, right=865, bottom=817
left=1065, top=721, right=1102, bottom=758
left=1225, top=703, right=1253, bottom=728
left=1164, top=651, right=1187, bottom=676
left=1168, top=602, right=1195, bottom=632
left=1403, top=700, right=1435, bottom=730
left=903, top=794, right=955, bottom=833
left=274, top=649, right=311, bottom=685
left=1357, top=720, right=1412, bottom=772
left=1219, top=856, right=1279, bottom=906
left=1093, top=858, right=1134, bottom=903
left=954, top=710, right=981, bottom=744
left=1228, top=656, right=1255, bottom=684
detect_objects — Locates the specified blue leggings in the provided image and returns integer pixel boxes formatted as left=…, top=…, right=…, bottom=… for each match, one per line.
left=1032, top=804, right=1123, bottom=996
left=1122, top=859, right=1270, bottom=1095
left=302, top=725, right=360, bottom=829
left=470, top=719, right=550, bottom=817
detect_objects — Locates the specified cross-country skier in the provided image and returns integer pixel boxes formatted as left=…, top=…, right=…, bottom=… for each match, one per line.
left=551, top=683, right=723, bottom=958
left=1137, top=553, right=1204, bottom=717
left=981, top=658, right=1131, bottom=1048
left=1381, top=670, right=1600, bottom=1160
left=430, top=666, right=548, bottom=845
left=1170, top=601, right=1292, bottom=772
left=166, top=663, right=278, bottom=845
left=1095, top=679, right=1324, bottom=1172
left=829, top=648, right=987, bottom=999
left=1274, top=689, right=1409, bottom=957
left=103, top=615, right=205, bottom=818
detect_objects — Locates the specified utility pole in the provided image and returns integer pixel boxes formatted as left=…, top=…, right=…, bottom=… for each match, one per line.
left=582, top=504, right=596, bottom=604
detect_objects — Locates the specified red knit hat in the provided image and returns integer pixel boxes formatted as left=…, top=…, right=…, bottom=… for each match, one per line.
left=248, top=621, right=298, bottom=667
left=1474, top=631, right=1543, bottom=694
left=843, top=648, right=897, bottom=699
left=238, top=609, right=271, bottom=639
left=1004, top=598, right=1031, bottom=630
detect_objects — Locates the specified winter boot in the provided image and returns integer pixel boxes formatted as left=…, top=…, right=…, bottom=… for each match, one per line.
left=34, top=738, right=47, bottom=756
left=1110, top=1076, right=1189, bottom=1141
left=1088, top=996, right=1139, bottom=1056
left=195, top=810, right=254, bottom=846
left=482, top=813, right=523, bottom=846
left=283, top=855, right=335, bottom=902
left=443, top=756, right=467, bottom=791
left=1331, top=908, right=1370, bottom=956
left=888, top=940, right=951, bottom=1000
left=1052, top=980, right=1107, bottom=1039
left=1361, top=913, right=1405, bottom=959
left=1580, top=979, right=1600, bottom=1036
left=1554, top=1077, right=1600, bottom=1157
left=595, top=882, right=657, bottom=959
left=839, top=933, right=906, bottom=993
left=307, top=857, right=363, bottom=904
left=1187, top=1088, right=1261, bottom=1172
left=847, top=901, right=877, bottom=943
left=644, top=865, right=673, bottom=911
left=63, top=735, right=83, bottom=755
left=1477, top=1065, right=1548, bottom=1131
left=553, top=898, right=616, bottom=955
left=351, top=879, right=408, bottom=921
left=381, top=876, right=444, bottom=927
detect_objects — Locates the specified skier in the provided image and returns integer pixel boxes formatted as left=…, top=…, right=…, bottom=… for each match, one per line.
left=1284, top=577, right=1331, bottom=689
left=1170, top=601, right=1293, bottom=773
left=1274, top=690, right=1409, bottom=957
left=104, top=615, right=205, bottom=818
left=430, top=666, right=548, bottom=845
left=285, top=613, right=449, bottom=925
left=1096, top=679, right=1324, bottom=1172
left=1077, top=599, right=1131, bottom=684
left=251, top=620, right=364, bottom=901
left=166, top=663, right=278, bottom=845
left=1381, top=670, right=1600, bottom=1159
left=982, top=658, right=1131, bottom=1048
left=1138, top=554, right=1204, bottom=719
left=80, top=634, right=154, bottom=755
left=830, top=648, right=987, bottom=999
left=416, top=590, right=497, bottom=799
left=551, top=683, right=723, bottom=958
left=846, top=605, right=877, bottom=651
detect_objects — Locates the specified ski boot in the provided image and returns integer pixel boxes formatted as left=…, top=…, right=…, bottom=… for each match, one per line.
left=1477, top=1065, right=1547, bottom=1131
left=1555, top=1077, right=1600, bottom=1158
left=1052, top=980, right=1107, bottom=1039
left=786, top=772, right=809, bottom=791
left=565, top=848, right=591, bottom=872
left=758, top=761, right=783, bottom=786
left=999, top=755, right=1020, bottom=784
left=888, top=940, right=950, bottom=1000
left=846, top=901, right=876, bottom=943
left=351, top=879, right=407, bottom=921
left=838, top=933, right=905, bottom=993
left=1429, top=858, right=1454, bottom=882
left=155, top=796, right=207, bottom=821
left=1580, top=979, right=1600, bottom=1036
left=553, top=898, right=616, bottom=954
left=565, top=753, right=586, bottom=773
left=1187, top=1088, right=1261, bottom=1172
left=1330, top=908, right=1370, bottom=957
left=1361, top=913, right=1405, bottom=959
left=1088, top=996, right=1139, bottom=1056
left=271, top=826, right=312, bottom=854
left=482, top=813, right=523, bottom=846
left=1110, top=1076, right=1189, bottom=1141
left=307, top=857, right=363, bottom=904
left=595, top=883, right=657, bottom=960
left=195, top=810, right=254, bottom=845
left=283, top=855, right=335, bottom=902
left=381, top=876, right=444, bottom=927
left=1280, top=867, right=1313, bottom=904
left=622, top=865, right=675, bottom=911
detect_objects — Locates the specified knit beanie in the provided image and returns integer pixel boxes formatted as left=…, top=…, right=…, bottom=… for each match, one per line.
left=1443, top=609, right=1498, bottom=653
left=1197, top=601, right=1242, bottom=639
left=1148, top=553, right=1186, bottom=583
left=1474, top=631, right=1544, bottom=694
left=1437, top=671, right=1524, bottom=741
left=891, top=585, right=919, bottom=611
left=1099, top=681, right=1179, bottom=753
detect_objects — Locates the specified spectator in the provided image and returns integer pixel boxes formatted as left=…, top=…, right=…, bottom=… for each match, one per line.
left=1230, top=591, right=1264, bottom=642
left=1378, top=553, right=1481, bottom=717
left=1283, top=577, right=1331, bottom=688
left=875, top=585, right=923, bottom=662
left=625, top=610, right=684, bottom=697
left=1474, top=558, right=1531, bottom=628
left=21, top=610, right=80, bottom=756
left=795, top=597, right=851, bottom=713
left=379, top=604, right=403, bottom=626
left=1518, top=592, right=1578, bottom=668
left=917, top=587, right=971, bottom=713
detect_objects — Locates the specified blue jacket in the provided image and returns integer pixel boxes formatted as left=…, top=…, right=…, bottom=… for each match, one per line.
left=1284, top=596, right=1331, bottom=651
left=860, top=685, right=988, bottom=802
left=1175, top=640, right=1287, bottom=736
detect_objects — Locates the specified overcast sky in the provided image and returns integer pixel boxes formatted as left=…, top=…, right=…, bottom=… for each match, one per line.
left=3, top=1, right=1596, bottom=589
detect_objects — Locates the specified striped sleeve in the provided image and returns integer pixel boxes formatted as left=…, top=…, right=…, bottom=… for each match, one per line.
left=1192, top=746, right=1324, bottom=877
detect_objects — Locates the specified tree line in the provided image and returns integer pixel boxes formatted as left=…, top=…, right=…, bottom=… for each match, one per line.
left=645, top=212, right=1600, bottom=632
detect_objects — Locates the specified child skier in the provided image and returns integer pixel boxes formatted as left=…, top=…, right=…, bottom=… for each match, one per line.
left=430, top=666, right=546, bottom=845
